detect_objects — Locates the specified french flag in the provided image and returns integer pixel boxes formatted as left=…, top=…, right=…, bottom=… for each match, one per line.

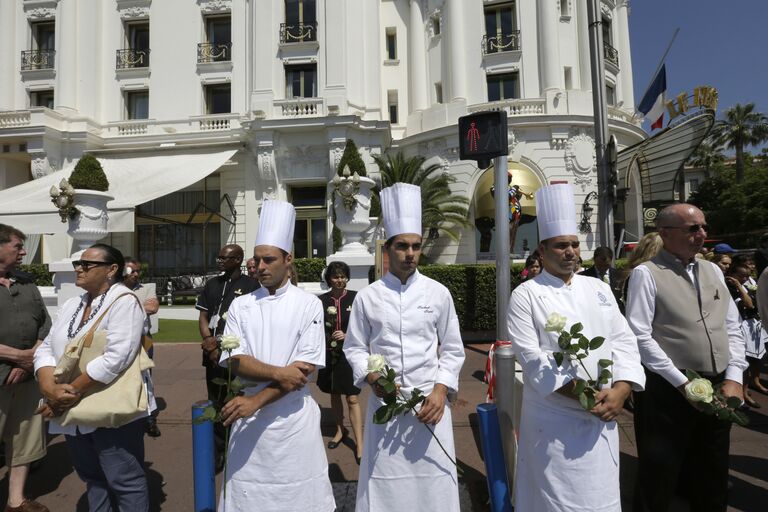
left=638, top=65, right=667, bottom=130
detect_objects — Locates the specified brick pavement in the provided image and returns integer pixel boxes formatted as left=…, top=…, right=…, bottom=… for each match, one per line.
left=1, top=343, right=766, bottom=511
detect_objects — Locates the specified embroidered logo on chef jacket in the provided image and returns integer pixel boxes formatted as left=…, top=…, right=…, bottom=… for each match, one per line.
left=417, top=305, right=434, bottom=314
left=234, top=288, right=244, bottom=295
left=597, top=291, right=611, bottom=306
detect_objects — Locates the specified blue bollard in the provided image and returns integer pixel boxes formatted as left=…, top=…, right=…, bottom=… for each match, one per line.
left=477, top=403, right=513, bottom=512
left=192, top=400, right=216, bottom=512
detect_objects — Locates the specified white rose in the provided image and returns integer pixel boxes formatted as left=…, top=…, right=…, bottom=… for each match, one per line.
left=367, top=354, right=387, bottom=374
left=327, top=306, right=337, bottom=315
left=685, top=378, right=714, bottom=403
left=544, top=312, right=567, bottom=333
left=219, top=334, right=240, bottom=351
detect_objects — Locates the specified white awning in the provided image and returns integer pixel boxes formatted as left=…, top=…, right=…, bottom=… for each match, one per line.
left=0, top=147, right=238, bottom=234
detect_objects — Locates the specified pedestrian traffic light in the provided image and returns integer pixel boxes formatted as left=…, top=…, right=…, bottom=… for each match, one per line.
left=458, top=111, right=508, bottom=169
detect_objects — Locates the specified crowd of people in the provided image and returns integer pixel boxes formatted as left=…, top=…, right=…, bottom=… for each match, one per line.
left=0, top=179, right=766, bottom=511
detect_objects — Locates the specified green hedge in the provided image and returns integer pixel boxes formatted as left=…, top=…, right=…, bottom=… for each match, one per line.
left=294, top=258, right=326, bottom=283
left=18, top=263, right=53, bottom=286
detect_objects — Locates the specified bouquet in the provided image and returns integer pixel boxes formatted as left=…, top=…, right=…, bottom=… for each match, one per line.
left=366, top=354, right=461, bottom=473
left=684, top=370, right=748, bottom=426
left=325, top=305, right=342, bottom=365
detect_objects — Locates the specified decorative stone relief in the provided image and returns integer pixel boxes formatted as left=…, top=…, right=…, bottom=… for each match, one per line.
left=116, top=0, right=151, bottom=20
left=255, top=147, right=276, bottom=200
left=24, top=1, right=58, bottom=21
left=328, top=143, right=345, bottom=175
left=30, top=154, right=52, bottom=179
left=565, top=133, right=596, bottom=188
left=427, top=9, right=442, bottom=38
left=197, top=0, right=232, bottom=14
left=508, top=128, right=518, bottom=153
left=601, top=0, right=614, bottom=19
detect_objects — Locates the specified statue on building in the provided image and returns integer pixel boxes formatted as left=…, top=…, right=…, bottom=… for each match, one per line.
left=491, top=170, right=535, bottom=254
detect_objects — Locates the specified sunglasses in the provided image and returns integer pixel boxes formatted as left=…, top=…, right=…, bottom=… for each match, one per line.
left=72, top=260, right=113, bottom=271
left=660, top=224, right=707, bottom=233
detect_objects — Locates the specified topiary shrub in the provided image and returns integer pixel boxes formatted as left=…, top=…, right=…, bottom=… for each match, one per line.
left=18, top=263, right=53, bottom=286
left=69, top=154, right=110, bottom=191
left=336, top=139, right=367, bottom=177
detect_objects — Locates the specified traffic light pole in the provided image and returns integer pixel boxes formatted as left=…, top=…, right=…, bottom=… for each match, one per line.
left=587, top=0, right=614, bottom=248
left=494, top=155, right=510, bottom=343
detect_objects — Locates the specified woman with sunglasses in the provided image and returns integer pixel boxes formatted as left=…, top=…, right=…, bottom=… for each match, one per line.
left=316, top=261, right=363, bottom=464
left=34, top=244, right=153, bottom=511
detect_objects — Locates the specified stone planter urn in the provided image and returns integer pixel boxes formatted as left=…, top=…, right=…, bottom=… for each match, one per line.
left=331, top=171, right=375, bottom=254
left=67, top=189, right=114, bottom=255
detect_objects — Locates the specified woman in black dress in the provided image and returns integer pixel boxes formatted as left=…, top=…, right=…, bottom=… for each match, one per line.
left=316, top=261, right=363, bottom=463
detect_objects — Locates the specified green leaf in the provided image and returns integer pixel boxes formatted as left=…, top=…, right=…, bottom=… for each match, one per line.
left=573, top=380, right=587, bottom=396
left=211, top=377, right=228, bottom=386
left=578, top=392, right=590, bottom=411
left=589, top=336, right=605, bottom=350
left=732, top=410, right=749, bottom=427
left=570, top=323, right=583, bottom=335
left=558, top=332, right=571, bottom=350
left=193, top=406, right=218, bottom=424
left=553, top=352, right=564, bottom=366
left=577, top=353, right=588, bottom=359
left=685, top=369, right=702, bottom=381
left=585, top=393, right=597, bottom=410
left=578, top=336, right=589, bottom=350
left=387, top=368, right=396, bottom=381
left=229, top=378, right=245, bottom=393
left=600, top=369, right=613, bottom=382
left=726, top=396, right=743, bottom=409
left=598, top=359, right=613, bottom=368
left=373, top=405, right=394, bottom=424
left=384, top=394, right=397, bottom=405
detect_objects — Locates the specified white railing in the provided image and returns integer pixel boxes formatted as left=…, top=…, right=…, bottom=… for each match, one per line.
left=469, top=98, right=547, bottom=116
left=274, top=98, right=324, bottom=117
left=607, top=105, right=640, bottom=125
left=197, top=114, right=235, bottom=131
left=0, top=110, right=32, bottom=128
left=104, top=115, right=242, bottom=137
left=113, top=120, right=149, bottom=136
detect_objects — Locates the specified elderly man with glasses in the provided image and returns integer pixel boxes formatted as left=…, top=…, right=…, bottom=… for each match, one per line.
left=195, top=244, right=259, bottom=472
left=626, top=203, right=747, bottom=512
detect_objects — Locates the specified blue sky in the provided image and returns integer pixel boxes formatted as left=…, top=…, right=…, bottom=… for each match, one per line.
left=629, top=0, right=768, bottom=142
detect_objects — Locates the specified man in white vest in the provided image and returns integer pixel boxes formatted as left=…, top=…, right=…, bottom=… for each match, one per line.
left=216, top=200, right=335, bottom=511
left=627, top=203, right=747, bottom=512
left=507, top=184, right=645, bottom=511
left=344, top=183, right=466, bottom=512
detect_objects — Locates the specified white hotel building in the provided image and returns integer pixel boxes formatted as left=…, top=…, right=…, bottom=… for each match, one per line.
left=0, top=0, right=646, bottom=275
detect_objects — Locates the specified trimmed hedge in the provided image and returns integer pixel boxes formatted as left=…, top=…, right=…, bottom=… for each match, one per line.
left=294, top=258, right=326, bottom=283
left=18, top=263, right=53, bottom=286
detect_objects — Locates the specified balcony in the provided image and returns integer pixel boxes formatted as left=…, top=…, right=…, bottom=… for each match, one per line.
left=20, top=49, right=56, bottom=71
left=603, top=42, right=619, bottom=72
left=197, top=42, right=232, bottom=63
left=274, top=98, right=324, bottom=117
left=116, top=49, right=150, bottom=70
left=279, top=22, right=318, bottom=44
left=482, top=31, right=521, bottom=55
left=469, top=98, right=546, bottom=117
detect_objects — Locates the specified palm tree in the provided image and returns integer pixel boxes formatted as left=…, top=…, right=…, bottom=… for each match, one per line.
left=687, top=141, right=724, bottom=178
left=709, top=102, right=768, bottom=182
left=372, top=152, right=470, bottom=242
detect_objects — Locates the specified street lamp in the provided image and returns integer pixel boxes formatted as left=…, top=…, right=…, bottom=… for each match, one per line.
left=580, top=191, right=598, bottom=233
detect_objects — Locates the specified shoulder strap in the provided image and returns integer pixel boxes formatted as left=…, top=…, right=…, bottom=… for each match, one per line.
left=81, top=292, right=143, bottom=348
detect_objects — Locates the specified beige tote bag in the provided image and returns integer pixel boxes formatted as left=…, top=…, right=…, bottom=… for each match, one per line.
left=53, top=293, right=155, bottom=428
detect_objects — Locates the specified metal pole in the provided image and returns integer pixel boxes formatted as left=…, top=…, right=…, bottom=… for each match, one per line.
left=587, top=0, right=614, bottom=248
left=192, top=400, right=216, bottom=512
left=493, top=344, right=519, bottom=501
left=494, top=155, right=510, bottom=342
left=477, top=403, right=513, bottom=512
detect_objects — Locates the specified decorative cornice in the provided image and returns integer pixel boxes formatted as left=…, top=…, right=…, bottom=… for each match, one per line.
left=197, top=0, right=232, bottom=14
left=24, top=1, right=58, bottom=21
left=116, top=0, right=151, bottom=20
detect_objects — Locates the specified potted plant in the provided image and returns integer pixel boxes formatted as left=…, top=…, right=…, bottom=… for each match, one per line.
left=50, top=154, right=114, bottom=253
left=329, top=140, right=376, bottom=254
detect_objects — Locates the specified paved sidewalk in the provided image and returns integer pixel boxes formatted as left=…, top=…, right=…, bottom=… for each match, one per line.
left=1, top=343, right=766, bottom=511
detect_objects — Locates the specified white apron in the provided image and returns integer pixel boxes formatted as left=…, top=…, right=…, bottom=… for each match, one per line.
left=743, top=317, right=767, bottom=359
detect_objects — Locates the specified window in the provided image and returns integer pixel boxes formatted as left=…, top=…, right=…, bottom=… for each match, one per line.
left=602, top=17, right=612, bottom=45
left=564, top=67, right=573, bottom=90
left=560, top=0, right=570, bottom=17
left=31, top=90, right=54, bottom=109
left=387, top=90, right=398, bottom=124
left=282, top=0, right=317, bottom=42
left=385, top=28, right=397, bottom=60
left=32, top=22, right=55, bottom=51
left=118, top=21, right=150, bottom=68
left=484, top=3, right=519, bottom=53
left=285, top=65, right=317, bottom=98
left=431, top=15, right=441, bottom=36
left=23, top=22, right=55, bottom=70
left=606, top=84, right=616, bottom=106
left=434, top=82, right=443, bottom=104
left=290, top=186, right=327, bottom=258
left=201, top=15, right=232, bottom=62
left=689, top=178, right=699, bottom=193
left=204, top=83, right=231, bottom=114
left=487, top=72, right=519, bottom=102
left=125, top=90, right=149, bottom=119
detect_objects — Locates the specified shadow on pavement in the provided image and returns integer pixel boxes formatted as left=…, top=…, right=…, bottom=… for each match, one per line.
left=0, top=439, right=75, bottom=505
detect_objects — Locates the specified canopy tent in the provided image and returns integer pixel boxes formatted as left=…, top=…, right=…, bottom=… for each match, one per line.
left=0, top=147, right=238, bottom=234
left=617, top=108, right=715, bottom=203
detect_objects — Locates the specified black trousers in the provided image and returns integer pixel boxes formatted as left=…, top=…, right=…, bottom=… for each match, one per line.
left=633, top=369, right=731, bottom=512
left=205, top=363, right=229, bottom=461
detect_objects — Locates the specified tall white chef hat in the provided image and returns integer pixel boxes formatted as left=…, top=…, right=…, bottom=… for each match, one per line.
left=381, top=183, right=422, bottom=239
left=535, top=183, right=578, bottom=241
left=254, top=199, right=296, bottom=253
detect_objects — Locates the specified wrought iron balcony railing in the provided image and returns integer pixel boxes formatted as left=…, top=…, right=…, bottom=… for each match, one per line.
left=482, top=31, right=521, bottom=55
left=603, top=42, right=619, bottom=69
left=116, top=49, right=150, bottom=69
left=279, top=22, right=317, bottom=44
left=197, top=42, right=232, bottom=63
left=21, top=49, right=56, bottom=71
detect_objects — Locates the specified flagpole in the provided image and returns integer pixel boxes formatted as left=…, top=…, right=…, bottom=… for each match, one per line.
left=640, top=28, right=679, bottom=99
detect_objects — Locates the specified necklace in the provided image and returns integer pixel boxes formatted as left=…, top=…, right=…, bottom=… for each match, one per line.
left=67, top=288, right=111, bottom=339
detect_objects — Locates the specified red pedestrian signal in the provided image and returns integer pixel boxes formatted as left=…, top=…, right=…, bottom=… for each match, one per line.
left=458, top=111, right=508, bottom=169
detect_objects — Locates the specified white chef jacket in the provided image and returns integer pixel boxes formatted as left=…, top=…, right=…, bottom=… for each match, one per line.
left=507, top=270, right=645, bottom=512
left=344, top=270, right=466, bottom=512
left=34, top=284, right=154, bottom=435
left=218, top=281, right=334, bottom=512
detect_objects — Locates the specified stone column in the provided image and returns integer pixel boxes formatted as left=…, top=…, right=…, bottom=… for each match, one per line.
left=54, top=0, right=78, bottom=113
left=576, top=0, right=591, bottom=91
left=408, top=0, right=428, bottom=111
left=537, top=0, right=561, bottom=93
left=0, top=1, right=15, bottom=109
left=616, top=0, right=634, bottom=108
left=446, top=0, right=467, bottom=101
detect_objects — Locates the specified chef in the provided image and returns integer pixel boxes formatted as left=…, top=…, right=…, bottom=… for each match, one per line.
left=344, top=182, right=466, bottom=512
left=507, top=183, right=645, bottom=512
left=217, top=199, right=335, bottom=512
